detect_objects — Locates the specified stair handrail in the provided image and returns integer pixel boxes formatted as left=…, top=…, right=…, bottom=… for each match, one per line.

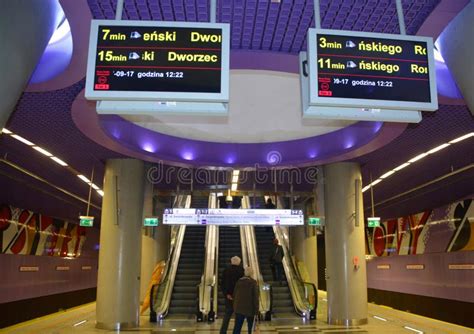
left=150, top=195, right=190, bottom=321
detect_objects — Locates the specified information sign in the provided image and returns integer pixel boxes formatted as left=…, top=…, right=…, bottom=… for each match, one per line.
left=144, top=217, right=159, bottom=227
left=367, top=217, right=381, bottom=228
left=85, top=20, right=230, bottom=103
left=163, top=208, right=304, bottom=226
left=307, top=29, right=437, bottom=112
left=79, top=216, right=94, bottom=227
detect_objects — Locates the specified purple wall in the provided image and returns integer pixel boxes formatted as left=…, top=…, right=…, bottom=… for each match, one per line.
left=0, top=227, right=99, bottom=304
left=367, top=251, right=474, bottom=303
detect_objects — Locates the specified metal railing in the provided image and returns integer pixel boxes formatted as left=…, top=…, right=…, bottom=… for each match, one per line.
left=150, top=195, right=190, bottom=322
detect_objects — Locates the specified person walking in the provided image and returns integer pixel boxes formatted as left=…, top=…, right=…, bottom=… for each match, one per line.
left=220, top=256, right=244, bottom=334
left=269, top=238, right=284, bottom=284
left=232, top=267, right=259, bottom=334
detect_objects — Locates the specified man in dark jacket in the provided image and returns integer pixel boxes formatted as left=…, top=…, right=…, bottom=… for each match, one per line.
left=220, top=256, right=244, bottom=334
left=232, top=267, right=259, bottom=334
left=269, top=238, right=284, bottom=284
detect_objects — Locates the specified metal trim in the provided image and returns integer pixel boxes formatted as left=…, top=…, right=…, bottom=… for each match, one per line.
left=328, top=318, right=368, bottom=326
left=96, top=321, right=139, bottom=330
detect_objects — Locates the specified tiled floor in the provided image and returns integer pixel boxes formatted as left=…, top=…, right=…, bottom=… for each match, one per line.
left=3, top=291, right=473, bottom=334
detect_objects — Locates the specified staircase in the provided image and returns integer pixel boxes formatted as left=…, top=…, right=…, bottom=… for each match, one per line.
left=254, top=226, right=294, bottom=316
left=168, top=226, right=206, bottom=315
left=217, top=226, right=243, bottom=315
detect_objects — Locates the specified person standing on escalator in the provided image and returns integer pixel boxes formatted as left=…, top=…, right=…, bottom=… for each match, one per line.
left=269, top=238, right=284, bottom=285
left=220, top=256, right=244, bottom=334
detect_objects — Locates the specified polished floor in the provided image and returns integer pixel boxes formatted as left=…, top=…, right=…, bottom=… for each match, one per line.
left=3, top=291, right=473, bottom=334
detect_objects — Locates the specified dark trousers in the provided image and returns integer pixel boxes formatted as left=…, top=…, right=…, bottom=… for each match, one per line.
left=232, top=313, right=254, bottom=334
left=274, top=262, right=283, bottom=283
left=220, top=298, right=234, bottom=334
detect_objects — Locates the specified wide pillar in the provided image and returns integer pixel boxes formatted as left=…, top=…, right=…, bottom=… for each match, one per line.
left=438, top=2, right=474, bottom=115
left=323, top=162, right=367, bottom=326
left=140, top=174, right=170, bottom=303
left=0, top=0, right=60, bottom=128
left=96, top=159, right=145, bottom=330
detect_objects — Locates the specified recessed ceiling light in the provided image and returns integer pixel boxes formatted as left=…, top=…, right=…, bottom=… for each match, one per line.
left=427, top=143, right=450, bottom=154
left=97, top=190, right=104, bottom=197
left=449, top=132, right=474, bottom=143
left=393, top=162, right=410, bottom=171
left=11, top=134, right=34, bottom=146
left=33, top=146, right=53, bottom=157
left=232, top=175, right=239, bottom=183
left=232, top=170, right=240, bottom=176
left=91, top=183, right=99, bottom=190
left=50, top=156, right=68, bottom=166
left=362, top=185, right=371, bottom=193
left=371, top=179, right=382, bottom=186
left=77, top=175, right=91, bottom=184
left=380, top=170, right=395, bottom=179
left=231, top=183, right=238, bottom=191
left=1, top=128, right=12, bottom=134
left=408, top=153, right=428, bottom=163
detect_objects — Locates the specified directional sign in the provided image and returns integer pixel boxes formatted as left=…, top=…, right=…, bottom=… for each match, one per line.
left=79, top=216, right=94, bottom=227
left=144, top=217, right=159, bottom=227
left=85, top=20, right=230, bottom=103
left=308, top=217, right=322, bottom=226
left=304, top=28, right=437, bottom=121
left=367, top=217, right=381, bottom=228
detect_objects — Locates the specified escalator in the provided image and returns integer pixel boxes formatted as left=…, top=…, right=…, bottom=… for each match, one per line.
left=168, top=226, right=206, bottom=315
left=217, top=226, right=242, bottom=316
left=254, top=226, right=294, bottom=316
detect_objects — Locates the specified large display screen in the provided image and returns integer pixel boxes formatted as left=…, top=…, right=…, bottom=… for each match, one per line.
left=163, top=209, right=304, bottom=226
left=307, top=29, right=437, bottom=111
left=85, top=20, right=230, bottom=102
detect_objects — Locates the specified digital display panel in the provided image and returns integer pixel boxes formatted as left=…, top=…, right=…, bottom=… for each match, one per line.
left=307, top=28, right=437, bottom=111
left=163, top=209, right=304, bottom=226
left=85, top=20, right=230, bottom=102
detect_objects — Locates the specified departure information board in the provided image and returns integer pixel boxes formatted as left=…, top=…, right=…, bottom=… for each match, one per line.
left=307, top=29, right=437, bottom=111
left=85, top=20, right=230, bottom=102
left=163, top=209, right=304, bottom=226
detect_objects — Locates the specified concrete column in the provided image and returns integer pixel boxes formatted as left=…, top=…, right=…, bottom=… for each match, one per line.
left=0, top=0, right=60, bottom=128
left=96, top=159, right=145, bottom=330
left=438, top=2, right=474, bottom=115
left=140, top=176, right=170, bottom=303
left=323, top=162, right=367, bottom=326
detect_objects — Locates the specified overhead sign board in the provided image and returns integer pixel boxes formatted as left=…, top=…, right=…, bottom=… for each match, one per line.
left=85, top=20, right=230, bottom=105
left=163, top=208, right=304, bottom=226
left=79, top=216, right=94, bottom=227
left=367, top=217, right=381, bottom=228
left=144, top=217, right=159, bottom=227
left=303, top=29, right=437, bottom=122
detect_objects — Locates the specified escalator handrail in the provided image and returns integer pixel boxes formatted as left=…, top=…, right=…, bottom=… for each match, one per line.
left=273, top=226, right=318, bottom=317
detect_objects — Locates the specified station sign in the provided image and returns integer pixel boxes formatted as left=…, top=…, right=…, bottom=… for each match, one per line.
left=144, top=217, right=159, bottom=227
left=163, top=208, right=304, bottom=226
left=85, top=20, right=230, bottom=103
left=367, top=217, right=381, bottom=228
left=79, top=216, right=94, bottom=227
left=304, top=29, right=437, bottom=122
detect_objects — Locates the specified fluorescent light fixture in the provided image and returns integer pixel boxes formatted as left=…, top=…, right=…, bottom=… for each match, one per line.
left=50, top=156, right=68, bottom=166
left=1, top=128, right=12, bottom=134
left=73, top=320, right=87, bottom=327
left=393, top=162, right=410, bottom=171
left=362, top=185, right=371, bottom=193
left=77, top=175, right=91, bottom=184
left=380, top=170, right=395, bottom=179
left=449, top=132, right=474, bottom=143
left=427, top=143, right=450, bottom=154
left=91, top=183, right=99, bottom=190
left=371, top=179, right=382, bottom=186
left=231, top=183, right=238, bottom=191
left=404, top=326, right=423, bottom=334
left=11, top=134, right=34, bottom=146
left=408, top=153, right=428, bottom=163
left=97, top=190, right=104, bottom=197
left=232, top=175, right=239, bottom=183
left=373, top=315, right=387, bottom=321
left=33, top=146, right=53, bottom=157
left=232, top=170, right=240, bottom=176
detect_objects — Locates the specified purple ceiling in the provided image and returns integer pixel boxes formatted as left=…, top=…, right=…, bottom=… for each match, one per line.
left=2, top=0, right=473, bottom=223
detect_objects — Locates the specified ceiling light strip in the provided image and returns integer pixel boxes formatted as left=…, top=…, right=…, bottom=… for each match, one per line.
left=362, top=132, right=473, bottom=192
